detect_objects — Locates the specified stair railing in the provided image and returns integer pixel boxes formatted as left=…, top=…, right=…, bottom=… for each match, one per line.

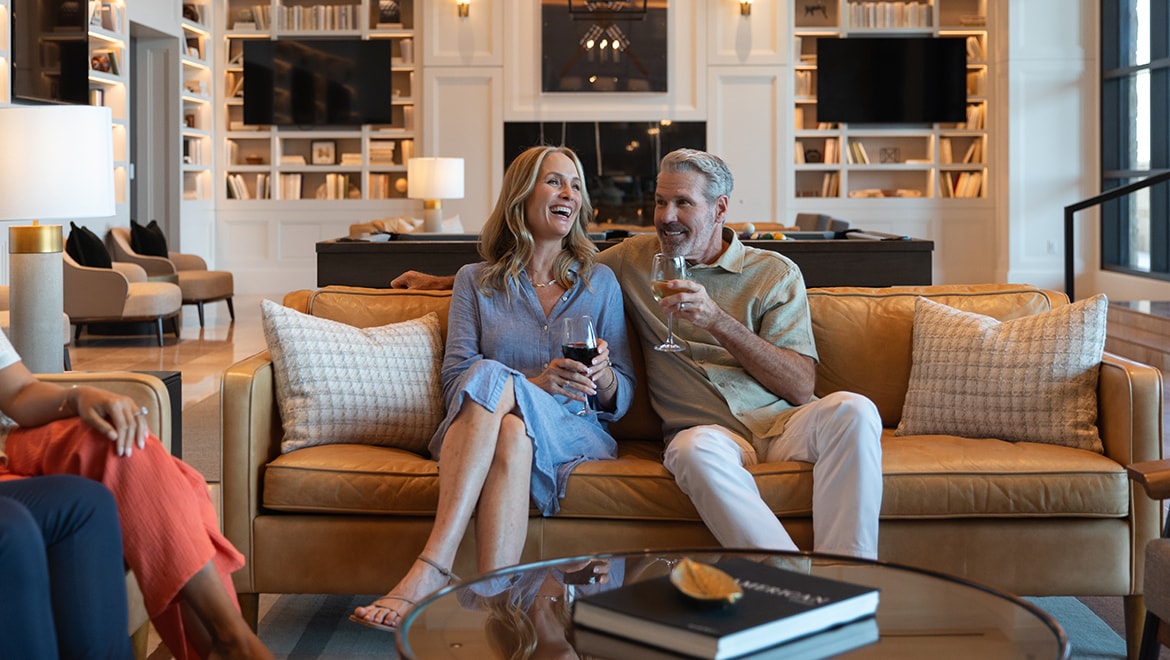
left=1065, top=169, right=1170, bottom=300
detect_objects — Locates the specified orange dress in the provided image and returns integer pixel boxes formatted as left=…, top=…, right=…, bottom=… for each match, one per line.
left=0, top=418, right=244, bottom=660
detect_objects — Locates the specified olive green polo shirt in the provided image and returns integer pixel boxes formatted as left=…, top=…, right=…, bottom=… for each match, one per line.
left=599, top=229, right=817, bottom=446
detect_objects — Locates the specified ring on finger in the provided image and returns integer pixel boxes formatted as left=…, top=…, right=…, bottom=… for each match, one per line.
left=680, top=302, right=687, bottom=311
left=133, top=406, right=148, bottom=417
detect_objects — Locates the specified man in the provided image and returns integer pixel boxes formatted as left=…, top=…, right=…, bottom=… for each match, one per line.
left=393, top=148, right=883, bottom=559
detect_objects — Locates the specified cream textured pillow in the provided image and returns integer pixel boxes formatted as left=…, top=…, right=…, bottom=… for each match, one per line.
left=894, top=294, right=1107, bottom=452
left=260, top=299, right=444, bottom=454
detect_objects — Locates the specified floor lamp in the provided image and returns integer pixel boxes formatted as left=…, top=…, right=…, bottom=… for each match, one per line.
left=0, top=105, right=115, bottom=373
left=408, top=157, right=464, bottom=233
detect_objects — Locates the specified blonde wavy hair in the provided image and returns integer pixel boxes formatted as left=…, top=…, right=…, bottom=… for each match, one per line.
left=477, top=145, right=597, bottom=295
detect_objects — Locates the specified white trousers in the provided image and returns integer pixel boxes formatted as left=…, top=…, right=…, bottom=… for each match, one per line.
left=662, top=391, right=883, bottom=559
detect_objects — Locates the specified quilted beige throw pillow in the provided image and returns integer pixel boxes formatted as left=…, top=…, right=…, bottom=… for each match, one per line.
left=260, top=299, right=444, bottom=454
left=895, top=294, right=1107, bottom=453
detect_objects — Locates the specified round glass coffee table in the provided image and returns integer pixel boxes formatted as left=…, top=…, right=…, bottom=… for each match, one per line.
left=396, top=549, right=1069, bottom=659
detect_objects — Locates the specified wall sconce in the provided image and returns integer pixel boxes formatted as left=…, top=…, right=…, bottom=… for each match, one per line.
left=740, top=0, right=751, bottom=15
left=457, top=0, right=469, bottom=17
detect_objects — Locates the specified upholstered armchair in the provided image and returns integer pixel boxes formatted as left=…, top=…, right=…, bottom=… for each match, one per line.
left=36, top=370, right=173, bottom=658
left=107, top=227, right=234, bottom=327
left=62, top=253, right=182, bottom=346
left=1127, top=460, right=1170, bottom=660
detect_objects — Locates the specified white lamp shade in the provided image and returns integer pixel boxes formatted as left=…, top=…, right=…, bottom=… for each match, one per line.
left=407, top=157, right=464, bottom=200
left=0, top=105, right=116, bottom=221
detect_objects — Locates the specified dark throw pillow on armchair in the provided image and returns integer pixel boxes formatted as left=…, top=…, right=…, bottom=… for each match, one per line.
left=65, top=222, right=112, bottom=269
left=130, top=219, right=169, bottom=258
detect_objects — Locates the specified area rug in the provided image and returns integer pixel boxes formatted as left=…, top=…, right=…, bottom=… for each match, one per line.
left=181, top=394, right=221, bottom=482
left=228, top=594, right=1126, bottom=659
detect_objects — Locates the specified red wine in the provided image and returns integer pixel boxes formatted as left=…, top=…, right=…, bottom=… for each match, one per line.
left=562, top=342, right=600, bottom=409
left=562, top=342, right=599, bottom=365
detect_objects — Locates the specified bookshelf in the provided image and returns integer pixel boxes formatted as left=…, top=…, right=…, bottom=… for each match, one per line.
left=182, top=1, right=215, bottom=202
left=87, top=0, right=129, bottom=218
left=218, top=0, right=416, bottom=203
left=791, top=0, right=990, bottom=201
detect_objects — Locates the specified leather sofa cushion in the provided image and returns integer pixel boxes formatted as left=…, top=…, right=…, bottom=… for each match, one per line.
left=263, top=441, right=813, bottom=520
left=263, top=434, right=1125, bottom=520
left=880, top=432, right=1128, bottom=517
left=807, top=284, right=1066, bottom=426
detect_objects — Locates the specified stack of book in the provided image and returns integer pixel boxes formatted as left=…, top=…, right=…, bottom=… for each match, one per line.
left=571, top=558, right=879, bottom=659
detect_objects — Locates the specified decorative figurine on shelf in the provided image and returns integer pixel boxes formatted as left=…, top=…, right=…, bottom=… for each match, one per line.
left=379, top=0, right=401, bottom=25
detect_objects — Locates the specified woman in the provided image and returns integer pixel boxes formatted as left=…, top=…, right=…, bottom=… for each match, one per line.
left=0, top=475, right=131, bottom=659
left=0, top=351, right=270, bottom=658
left=351, top=145, right=635, bottom=632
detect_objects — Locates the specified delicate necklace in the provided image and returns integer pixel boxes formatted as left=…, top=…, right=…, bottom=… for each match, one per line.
left=531, top=270, right=556, bottom=286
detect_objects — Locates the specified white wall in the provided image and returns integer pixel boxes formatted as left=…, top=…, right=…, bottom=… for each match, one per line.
left=211, top=0, right=1116, bottom=297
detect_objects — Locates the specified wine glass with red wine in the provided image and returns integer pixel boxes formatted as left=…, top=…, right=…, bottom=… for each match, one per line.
left=559, top=315, right=598, bottom=416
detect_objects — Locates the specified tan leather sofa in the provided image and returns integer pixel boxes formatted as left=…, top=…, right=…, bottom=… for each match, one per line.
left=221, top=283, right=1163, bottom=654
left=36, top=371, right=173, bottom=658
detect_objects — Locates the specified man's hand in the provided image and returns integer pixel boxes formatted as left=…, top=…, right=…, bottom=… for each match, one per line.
left=660, top=279, right=719, bottom=330
left=390, top=271, right=456, bottom=290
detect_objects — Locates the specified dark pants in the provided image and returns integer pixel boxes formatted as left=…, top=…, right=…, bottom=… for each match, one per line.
left=0, top=474, right=132, bottom=659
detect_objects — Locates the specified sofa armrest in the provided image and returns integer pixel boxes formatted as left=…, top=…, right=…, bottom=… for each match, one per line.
left=169, top=252, right=207, bottom=272
left=221, top=350, right=282, bottom=592
left=1128, top=460, right=1170, bottom=501
left=1098, top=351, right=1164, bottom=591
left=36, top=371, right=172, bottom=454
left=1099, top=351, right=1163, bottom=466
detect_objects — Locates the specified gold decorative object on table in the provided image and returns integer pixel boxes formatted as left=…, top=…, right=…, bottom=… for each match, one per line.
left=669, top=557, right=744, bottom=606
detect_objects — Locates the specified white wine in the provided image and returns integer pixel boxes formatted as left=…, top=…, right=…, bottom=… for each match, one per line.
left=651, top=280, right=685, bottom=301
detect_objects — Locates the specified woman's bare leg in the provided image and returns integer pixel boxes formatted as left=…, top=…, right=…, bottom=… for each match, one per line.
left=179, top=562, right=272, bottom=659
left=353, top=379, right=519, bottom=627
left=474, top=413, right=532, bottom=572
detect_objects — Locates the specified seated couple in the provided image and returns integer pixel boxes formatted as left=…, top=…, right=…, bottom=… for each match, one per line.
left=350, top=145, right=883, bottom=633
left=0, top=343, right=270, bottom=656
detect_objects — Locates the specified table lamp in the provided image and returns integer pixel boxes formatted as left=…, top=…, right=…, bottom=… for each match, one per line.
left=0, top=105, right=115, bottom=373
left=407, top=157, right=464, bottom=233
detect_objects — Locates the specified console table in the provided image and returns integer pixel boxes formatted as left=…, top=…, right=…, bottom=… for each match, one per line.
left=316, top=233, right=934, bottom=289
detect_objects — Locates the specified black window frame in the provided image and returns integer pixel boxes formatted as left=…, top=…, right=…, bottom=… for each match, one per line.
left=1100, top=0, right=1170, bottom=281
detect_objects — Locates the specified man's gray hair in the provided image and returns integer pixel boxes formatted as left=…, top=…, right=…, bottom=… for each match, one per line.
left=659, top=149, right=734, bottom=202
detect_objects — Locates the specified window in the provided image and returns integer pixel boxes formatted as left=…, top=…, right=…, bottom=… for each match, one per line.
left=1101, top=1, right=1170, bottom=279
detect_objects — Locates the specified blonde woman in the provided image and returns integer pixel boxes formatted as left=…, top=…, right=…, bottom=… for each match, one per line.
left=352, top=146, right=635, bottom=632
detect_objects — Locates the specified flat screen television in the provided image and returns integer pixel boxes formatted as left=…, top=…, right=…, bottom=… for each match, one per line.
left=10, top=0, right=90, bottom=105
left=243, top=39, right=393, bottom=126
left=816, top=37, right=967, bottom=124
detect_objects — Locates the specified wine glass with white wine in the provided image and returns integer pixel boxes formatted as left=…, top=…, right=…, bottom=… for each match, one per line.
left=650, top=253, right=688, bottom=353
left=559, top=315, right=599, bottom=415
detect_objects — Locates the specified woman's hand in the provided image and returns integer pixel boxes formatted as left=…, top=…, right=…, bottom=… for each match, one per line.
left=72, top=388, right=150, bottom=457
left=534, top=357, right=593, bottom=402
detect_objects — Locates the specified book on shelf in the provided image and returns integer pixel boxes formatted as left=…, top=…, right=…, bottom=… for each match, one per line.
left=572, top=616, right=879, bottom=660
left=962, top=140, right=983, bottom=164
left=820, top=172, right=839, bottom=198
left=280, top=173, right=303, bottom=200
left=940, top=171, right=955, bottom=198
left=955, top=171, right=983, bottom=198
left=939, top=137, right=953, bottom=164
left=571, top=557, right=879, bottom=660
left=966, top=35, right=986, bottom=61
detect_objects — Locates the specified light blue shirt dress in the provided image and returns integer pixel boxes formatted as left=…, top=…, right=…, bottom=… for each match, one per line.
left=428, top=261, right=635, bottom=515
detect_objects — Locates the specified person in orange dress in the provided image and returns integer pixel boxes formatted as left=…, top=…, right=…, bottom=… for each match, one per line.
left=0, top=332, right=271, bottom=660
